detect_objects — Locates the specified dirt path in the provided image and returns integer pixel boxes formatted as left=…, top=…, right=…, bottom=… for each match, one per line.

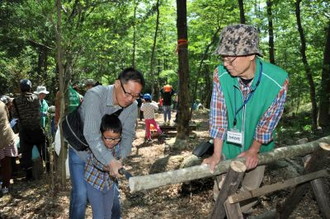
left=121, top=112, right=213, bottom=219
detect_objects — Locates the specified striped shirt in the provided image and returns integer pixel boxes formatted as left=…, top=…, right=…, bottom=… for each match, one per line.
left=84, top=145, right=120, bottom=191
left=209, top=68, right=289, bottom=144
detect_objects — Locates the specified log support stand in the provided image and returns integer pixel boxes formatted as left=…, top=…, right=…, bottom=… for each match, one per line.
left=210, top=160, right=246, bottom=219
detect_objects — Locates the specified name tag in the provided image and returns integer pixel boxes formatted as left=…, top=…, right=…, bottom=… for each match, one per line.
left=227, top=130, right=243, bottom=145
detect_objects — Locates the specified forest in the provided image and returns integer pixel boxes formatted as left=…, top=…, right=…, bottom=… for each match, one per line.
left=0, top=0, right=330, bottom=218
left=0, top=0, right=329, bottom=132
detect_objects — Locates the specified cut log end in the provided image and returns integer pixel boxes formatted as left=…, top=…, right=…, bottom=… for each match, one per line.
left=228, top=196, right=235, bottom=204
left=319, top=142, right=330, bottom=151
left=230, top=160, right=247, bottom=172
left=128, top=178, right=135, bottom=192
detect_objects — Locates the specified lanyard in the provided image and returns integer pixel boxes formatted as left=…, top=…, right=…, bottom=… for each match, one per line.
left=233, top=62, right=263, bottom=127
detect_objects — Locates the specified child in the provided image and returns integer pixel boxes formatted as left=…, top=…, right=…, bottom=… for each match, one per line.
left=84, top=114, right=122, bottom=219
left=140, top=93, right=162, bottom=142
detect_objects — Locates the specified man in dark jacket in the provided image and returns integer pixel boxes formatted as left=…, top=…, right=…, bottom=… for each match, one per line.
left=160, top=84, right=175, bottom=125
left=12, top=79, right=48, bottom=180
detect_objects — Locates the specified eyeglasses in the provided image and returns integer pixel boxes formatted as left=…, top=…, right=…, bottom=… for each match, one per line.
left=103, top=136, right=121, bottom=142
left=220, top=56, right=237, bottom=65
left=120, top=80, right=140, bottom=99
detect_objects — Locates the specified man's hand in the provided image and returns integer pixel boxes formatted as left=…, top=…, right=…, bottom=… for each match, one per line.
left=237, top=140, right=261, bottom=170
left=202, top=153, right=221, bottom=173
left=202, top=138, right=223, bottom=173
left=106, top=159, right=123, bottom=177
left=237, top=146, right=259, bottom=170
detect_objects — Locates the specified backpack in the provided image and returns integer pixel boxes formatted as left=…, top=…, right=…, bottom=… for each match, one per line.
left=192, top=140, right=214, bottom=158
left=61, top=105, right=123, bottom=151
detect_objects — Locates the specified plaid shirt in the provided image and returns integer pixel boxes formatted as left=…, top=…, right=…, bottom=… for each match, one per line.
left=209, top=68, right=289, bottom=144
left=84, top=145, right=120, bottom=191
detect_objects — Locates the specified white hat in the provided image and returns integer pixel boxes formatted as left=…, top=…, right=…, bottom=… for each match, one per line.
left=34, top=86, right=49, bottom=95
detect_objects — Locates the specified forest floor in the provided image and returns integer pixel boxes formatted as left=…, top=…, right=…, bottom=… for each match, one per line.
left=0, top=110, right=329, bottom=219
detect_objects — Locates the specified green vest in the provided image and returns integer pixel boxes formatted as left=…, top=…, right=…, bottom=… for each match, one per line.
left=40, top=99, right=49, bottom=128
left=218, top=57, right=288, bottom=159
left=67, top=86, right=82, bottom=113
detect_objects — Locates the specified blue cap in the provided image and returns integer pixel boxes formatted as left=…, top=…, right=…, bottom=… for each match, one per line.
left=143, top=93, right=152, bottom=101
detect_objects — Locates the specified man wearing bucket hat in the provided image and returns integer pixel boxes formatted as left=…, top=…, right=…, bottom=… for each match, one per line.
left=34, top=86, right=49, bottom=128
left=203, top=24, right=289, bottom=214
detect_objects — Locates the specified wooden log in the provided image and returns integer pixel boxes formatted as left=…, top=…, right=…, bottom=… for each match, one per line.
left=277, top=144, right=330, bottom=219
left=310, top=177, right=330, bottom=219
left=210, top=160, right=246, bottom=219
left=319, top=142, right=330, bottom=151
left=224, top=199, right=243, bottom=219
left=228, top=169, right=330, bottom=204
left=249, top=210, right=276, bottom=219
left=160, top=124, right=197, bottom=132
left=128, top=136, right=330, bottom=192
left=303, top=144, right=330, bottom=219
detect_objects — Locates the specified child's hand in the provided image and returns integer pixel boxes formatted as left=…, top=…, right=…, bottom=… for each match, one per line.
left=108, top=159, right=123, bottom=177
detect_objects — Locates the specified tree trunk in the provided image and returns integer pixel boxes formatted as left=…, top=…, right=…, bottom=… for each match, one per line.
left=128, top=136, right=330, bottom=192
left=237, top=0, right=246, bottom=24
left=28, top=40, right=50, bottom=82
left=176, top=0, right=190, bottom=140
left=37, top=47, right=45, bottom=78
left=204, top=65, right=213, bottom=108
left=295, top=0, right=318, bottom=131
left=155, top=59, right=161, bottom=100
left=150, top=0, right=160, bottom=96
left=132, top=1, right=138, bottom=68
left=318, top=22, right=330, bottom=129
left=55, top=0, right=67, bottom=186
left=266, top=0, right=275, bottom=64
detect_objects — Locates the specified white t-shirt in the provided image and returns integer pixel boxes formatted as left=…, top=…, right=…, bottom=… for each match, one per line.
left=140, top=102, right=159, bottom=119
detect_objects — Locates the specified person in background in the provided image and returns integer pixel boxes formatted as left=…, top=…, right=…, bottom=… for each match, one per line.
left=67, top=68, right=144, bottom=219
left=140, top=93, right=163, bottom=142
left=0, top=95, right=14, bottom=121
left=160, top=84, right=175, bottom=125
left=202, top=24, right=289, bottom=215
left=192, top=99, right=203, bottom=111
left=136, top=95, right=143, bottom=121
left=34, top=86, right=51, bottom=173
left=0, top=99, right=18, bottom=194
left=48, top=105, right=56, bottom=138
left=84, top=78, right=97, bottom=92
left=172, top=93, right=178, bottom=110
left=12, top=79, right=48, bottom=180
left=1, top=95, right=19, bottom=177
left=85, top=114, right=122, bottom=218
left=158, top=97, right=163, bottom=114
left=55, top=81, right=83, bottom=127
left=34, top=86, right=49, bottom=129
